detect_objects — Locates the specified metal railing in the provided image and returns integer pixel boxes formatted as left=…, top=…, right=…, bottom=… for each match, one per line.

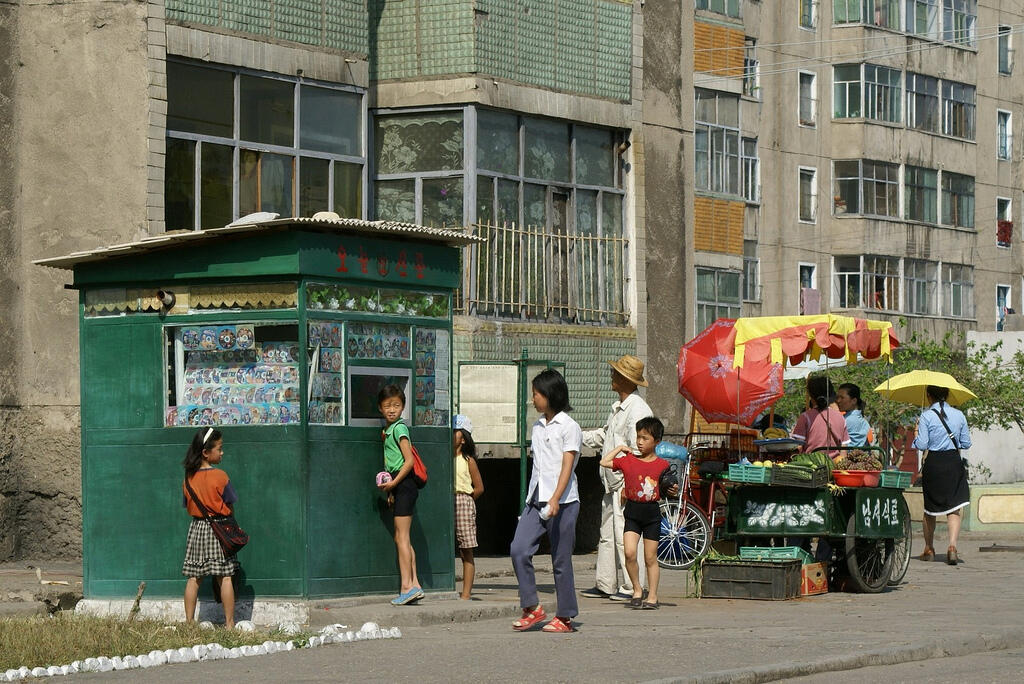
left=459, top=222, right=628, bottom=326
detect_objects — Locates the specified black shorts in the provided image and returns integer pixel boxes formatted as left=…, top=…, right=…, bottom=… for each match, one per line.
left=391, top=475, right=419, bottom=517
left=623, top=500, right=662, bottom=541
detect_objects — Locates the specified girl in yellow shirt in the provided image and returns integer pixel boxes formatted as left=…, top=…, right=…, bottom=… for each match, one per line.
left=453, top=415, right=484, bottom=599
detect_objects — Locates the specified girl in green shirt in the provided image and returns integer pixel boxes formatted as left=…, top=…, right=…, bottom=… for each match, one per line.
left=377, top=384, right=424, bottom=605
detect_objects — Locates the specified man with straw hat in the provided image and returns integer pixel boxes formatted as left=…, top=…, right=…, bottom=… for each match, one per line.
left=580, top=355, right=653, bottom=601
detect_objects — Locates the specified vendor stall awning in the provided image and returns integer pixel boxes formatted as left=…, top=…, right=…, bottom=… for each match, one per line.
left=33, top=217, right=485, bottom=271
left=731, top=314, right=899, bottom=368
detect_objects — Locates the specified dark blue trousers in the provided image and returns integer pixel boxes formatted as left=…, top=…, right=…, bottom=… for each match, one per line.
left=510, top=499, right=579, bottom=619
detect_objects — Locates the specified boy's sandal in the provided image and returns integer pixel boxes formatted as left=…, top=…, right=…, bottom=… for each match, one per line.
left=541, top=616, right=575, bottom=633
left=641, top=601, right=660, bottom=610
left=512, top=606, right=546, bottom=631
left=628, top=597, right=644, bottom=608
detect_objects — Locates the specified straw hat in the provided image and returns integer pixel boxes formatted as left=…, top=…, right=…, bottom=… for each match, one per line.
left=608, top=354, right=648, bottom=387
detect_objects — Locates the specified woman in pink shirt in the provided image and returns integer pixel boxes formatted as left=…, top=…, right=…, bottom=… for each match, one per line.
left=791, top=375, right=849, bottom=456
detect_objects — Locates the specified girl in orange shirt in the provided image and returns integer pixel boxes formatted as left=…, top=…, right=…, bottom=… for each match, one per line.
left=181, top=428, right=239, bottom=628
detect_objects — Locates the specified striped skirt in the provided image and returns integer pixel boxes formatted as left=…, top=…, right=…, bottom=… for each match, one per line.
left=182, top=518, right=239, bottom=578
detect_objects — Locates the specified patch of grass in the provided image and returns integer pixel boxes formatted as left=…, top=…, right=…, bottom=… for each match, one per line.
left=0, top=615, right=311, bottom=671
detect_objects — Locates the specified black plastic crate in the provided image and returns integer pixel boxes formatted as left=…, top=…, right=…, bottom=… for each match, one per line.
left=700, top=559, right=802, bottom=600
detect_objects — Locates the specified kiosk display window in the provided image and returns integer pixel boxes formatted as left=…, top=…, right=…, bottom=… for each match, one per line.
left=346, top=322, right=411, bottom=361
left=165, top=323, right=300, bottom=426
left=413, top=328, right=450, bottom=427
left=307, top=320, right=345, bottom=424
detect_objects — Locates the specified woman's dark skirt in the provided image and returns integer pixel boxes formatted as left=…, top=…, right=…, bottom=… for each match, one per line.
left=921, top=448, right=971, bottom=516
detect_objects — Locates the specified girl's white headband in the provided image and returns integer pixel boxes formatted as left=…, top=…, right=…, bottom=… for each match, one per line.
left=203, top=428, right=214, bottom=444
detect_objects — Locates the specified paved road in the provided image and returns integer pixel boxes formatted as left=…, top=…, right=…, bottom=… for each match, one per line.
left=791, top=648, right=1024, bottom=683
left=70, top=534, right=1024, bottom=683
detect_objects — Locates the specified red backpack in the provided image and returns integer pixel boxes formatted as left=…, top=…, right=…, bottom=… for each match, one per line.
left=384, top=428, right=428, bottom=488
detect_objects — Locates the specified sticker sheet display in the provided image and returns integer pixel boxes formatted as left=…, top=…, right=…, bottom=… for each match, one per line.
left=166, top=338, right=300, bottom=427
left=307, top=320, right=345, bottom=425
left=346, top=323, right=411, bottom=360
left=413, top=328, right=450, bottom=427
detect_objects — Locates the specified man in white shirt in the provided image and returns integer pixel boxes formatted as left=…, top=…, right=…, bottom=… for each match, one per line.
left=580, top=355, right=653, bottom=601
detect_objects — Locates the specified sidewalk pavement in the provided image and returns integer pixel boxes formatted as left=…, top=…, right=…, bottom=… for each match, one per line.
left=66, top=527, right=1024, bottom=683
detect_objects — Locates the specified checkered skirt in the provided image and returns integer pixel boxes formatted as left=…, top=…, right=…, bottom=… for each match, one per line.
left=454, top=493, right=478, bottom=549
left=182, top=518, right=239, bottom=578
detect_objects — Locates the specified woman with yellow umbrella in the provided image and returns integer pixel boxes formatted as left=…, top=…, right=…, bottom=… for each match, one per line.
left=876, top=371, right=976, bottom=565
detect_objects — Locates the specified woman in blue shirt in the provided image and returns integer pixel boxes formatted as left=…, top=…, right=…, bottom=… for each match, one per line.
left=836, top=383, right=872, bottom=447
left=912, top=385, right=972, bottom=565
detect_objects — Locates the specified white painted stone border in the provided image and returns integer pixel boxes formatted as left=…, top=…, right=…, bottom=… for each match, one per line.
left=0, top=622, right=400, bottom=681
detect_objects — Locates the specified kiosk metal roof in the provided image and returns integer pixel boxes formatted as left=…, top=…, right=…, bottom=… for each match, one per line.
left=34, top=217, right=484, bottom=270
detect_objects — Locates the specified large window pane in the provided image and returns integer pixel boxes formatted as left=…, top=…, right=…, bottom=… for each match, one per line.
left=476, top=176, right=495, bottom=226
left=833, top=65, right=861, bottom=118
left=239, top=75, right=294, bottom=147
left=375, top=112, right=464, bottom=174
left=496, top=178, right=519, bottom=226
left=165, top=138, right=195, bottom=230
left=334, top=162, right=362, bottom=218
left=575, top=126, right=615, bottom=187
left=524, top=117, right=570, bottom=182
left=299, top=86, right=361, bottom=156
left=167, top=63, right=233, bottom=137
left=421, top=176, right=464, bottom=227
left=524, top=183, right=547, bottom=227
left=239, top=150, right=294, bottom=216
left=905, top=166, right=937, bottom=223
left=374, top=179, right=416, bottom=223
left=200, top=143, right=233, bottom=229
left=833, top=160, right=860, bottom=214
left=477, top=109, right=519, bottom=175
left=299, top=157, right=329, bottom=217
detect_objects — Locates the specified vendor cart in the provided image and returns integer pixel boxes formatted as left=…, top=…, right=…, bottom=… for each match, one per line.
left=722, top=479, right=910, bottom=592
left=663, top=314, right=912, bottom=590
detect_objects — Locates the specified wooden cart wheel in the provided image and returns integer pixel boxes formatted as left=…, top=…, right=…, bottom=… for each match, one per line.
left=887, top=497, right=912, bottom=585
left=844, top=512, right=894, bottom=593
left=657, top=499, right=711, bottom=569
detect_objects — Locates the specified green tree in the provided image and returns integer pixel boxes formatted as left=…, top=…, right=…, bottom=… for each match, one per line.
left=773, top=332, right=1024, bottom=440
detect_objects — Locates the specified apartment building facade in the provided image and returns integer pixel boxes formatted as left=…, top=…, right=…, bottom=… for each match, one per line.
left=688, top=0, right=1024, bottom=350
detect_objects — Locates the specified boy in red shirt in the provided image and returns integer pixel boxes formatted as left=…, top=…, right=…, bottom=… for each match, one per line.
left=600, top=416, right=670, bottom=609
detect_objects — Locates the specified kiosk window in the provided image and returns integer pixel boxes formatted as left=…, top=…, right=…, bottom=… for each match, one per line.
left=165, top=323, right=299, bottom=427
left=348, top=367, right=412, bottom=427
left=307, top=320, right=345, bottom=425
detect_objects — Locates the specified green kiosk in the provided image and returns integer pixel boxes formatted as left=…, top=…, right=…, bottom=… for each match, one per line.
left=36, top=217, right=481, bottom=600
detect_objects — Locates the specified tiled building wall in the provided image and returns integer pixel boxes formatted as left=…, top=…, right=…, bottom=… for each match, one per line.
left=452, top=321, right=637, bottom=430
left=369, top=0, right=475, bottom=80
left=165, top=0, right=368, bottom=54
left=370, top=0, right=633, bottom=101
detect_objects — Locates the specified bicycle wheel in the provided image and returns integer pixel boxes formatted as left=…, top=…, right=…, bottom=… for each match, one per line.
left=888, top=497, right=912, bottom=585
left=844, top=512, right=894, bottom=593
left=658, top=500, right=711, bottom=569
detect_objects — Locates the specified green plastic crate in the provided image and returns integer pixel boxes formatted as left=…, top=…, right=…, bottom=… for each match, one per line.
left=739, top=546, right=815, bottom=565
left=879, top=470, right=912, bottom=489
left=728, top=463, right=771, bottom=483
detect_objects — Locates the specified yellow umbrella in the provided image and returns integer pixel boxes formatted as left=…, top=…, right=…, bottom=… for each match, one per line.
left=873, top=370, right=977, bottom=407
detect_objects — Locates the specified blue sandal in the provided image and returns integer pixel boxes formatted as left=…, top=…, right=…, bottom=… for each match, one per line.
left=391, top=587, right=424, bottom=605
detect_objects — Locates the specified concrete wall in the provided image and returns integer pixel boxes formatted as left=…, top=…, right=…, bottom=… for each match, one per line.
left=1, top=0, right=155, bottom=560
left=640, top=0, right=690, bottom=433
left=965, top=331, right=1024, bottom=484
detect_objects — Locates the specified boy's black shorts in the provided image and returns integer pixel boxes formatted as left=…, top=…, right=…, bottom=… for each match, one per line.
left=623, top=500, right=661, bottom=540
left=391, top=475, right=419, bottom=517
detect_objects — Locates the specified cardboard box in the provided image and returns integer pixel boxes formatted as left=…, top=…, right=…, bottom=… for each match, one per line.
left=800, top=562, right=828, bottom=596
